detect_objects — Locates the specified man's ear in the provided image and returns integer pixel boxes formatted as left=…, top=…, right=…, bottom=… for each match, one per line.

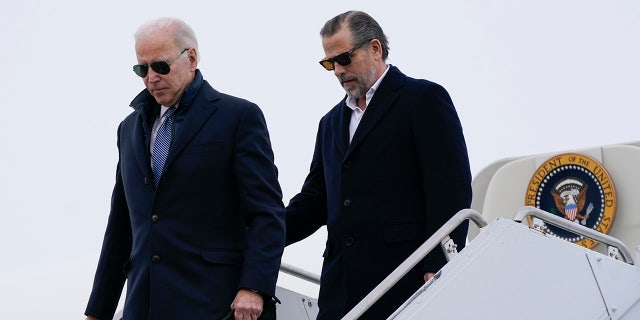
left=188, top=48, right=198, bottom=69
left=370, top=39, right=383, bottom=59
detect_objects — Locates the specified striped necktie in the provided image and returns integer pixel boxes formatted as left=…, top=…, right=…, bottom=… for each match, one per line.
left=152, top=107, right=176, bottom=187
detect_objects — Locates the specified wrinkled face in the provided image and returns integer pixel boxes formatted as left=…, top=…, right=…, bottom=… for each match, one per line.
left=321, top=27, right=376, bottom=99
left=135, top=33, right=197, bottom=107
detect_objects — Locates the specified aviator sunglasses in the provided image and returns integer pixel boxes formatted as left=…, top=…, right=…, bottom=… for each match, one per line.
left=133, top=48, right=189, bottom=77
left=319, top=40, right=370, bottom=71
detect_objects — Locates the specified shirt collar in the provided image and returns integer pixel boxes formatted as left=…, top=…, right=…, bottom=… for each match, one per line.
left=345, top=65, right=390, bottom=111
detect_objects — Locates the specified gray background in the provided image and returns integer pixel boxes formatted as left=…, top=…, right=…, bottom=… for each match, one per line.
left=1, top=1, right=638, bottom=318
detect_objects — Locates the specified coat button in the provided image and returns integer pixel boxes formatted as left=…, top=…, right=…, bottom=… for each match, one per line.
left=343, top=198, right=351, bottom=207
left=343, top=161, right=352, bottom=168
left=151, top=214, right=159, bottom=223
left=144, top=177, right=150, bottom=185
left=152, top=255, right=161, bottom=264
left=345, top=237, right=354, bottom=246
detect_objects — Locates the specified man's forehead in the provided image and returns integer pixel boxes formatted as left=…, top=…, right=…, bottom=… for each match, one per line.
left=136, top=33, right=175, bottom=48
left=323, top=39, right=353, bottom=57
left=136, top=38, right=176, bottom=62
left=322, top=28, right=353, bottom=53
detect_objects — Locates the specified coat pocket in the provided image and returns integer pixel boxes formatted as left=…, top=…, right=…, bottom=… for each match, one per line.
left=383, top=222, right=425, bottom=244
left=201, top=249, right=244, bottom=266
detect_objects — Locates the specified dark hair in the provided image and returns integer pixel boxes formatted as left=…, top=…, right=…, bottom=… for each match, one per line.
left=320, top=11, right=390, bottom=61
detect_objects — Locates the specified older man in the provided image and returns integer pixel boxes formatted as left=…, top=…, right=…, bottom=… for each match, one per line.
left=84, top=17, right=285, bottom=320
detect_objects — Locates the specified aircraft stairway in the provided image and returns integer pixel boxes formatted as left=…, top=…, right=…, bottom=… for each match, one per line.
left=345, top=207, right=640, bottom=320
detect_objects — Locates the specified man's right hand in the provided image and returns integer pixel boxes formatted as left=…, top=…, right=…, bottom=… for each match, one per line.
left=85, top=316, right=99, bottom=320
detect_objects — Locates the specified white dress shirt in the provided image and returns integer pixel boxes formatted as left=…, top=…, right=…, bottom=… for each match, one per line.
left=344, top=65, right=390, bottom=143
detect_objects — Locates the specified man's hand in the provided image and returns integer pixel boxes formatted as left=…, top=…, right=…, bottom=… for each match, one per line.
left=230, top=289, right=264, bottom=320
left=424, top=272, right=436, bottom=282
left=85, top=317, right=99, bottom=320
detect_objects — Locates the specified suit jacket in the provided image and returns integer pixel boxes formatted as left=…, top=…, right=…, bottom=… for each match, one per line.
left=286, top=66, right=472, bottom=319
left=85, top=71, right=285, bottom=320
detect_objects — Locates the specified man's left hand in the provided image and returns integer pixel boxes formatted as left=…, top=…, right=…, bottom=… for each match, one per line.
left=230, top=289, right=264, bottom=320
left=424, top=272, right=436, bottom=282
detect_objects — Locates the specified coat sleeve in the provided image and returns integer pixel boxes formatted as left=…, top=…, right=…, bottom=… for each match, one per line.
left=412, top=82, right=472, bottom=273
left=232, top=103, right=286, bottom=298
left=85, top=124, right=132, bottom=319
left=285, top=120, right=328, bottom=246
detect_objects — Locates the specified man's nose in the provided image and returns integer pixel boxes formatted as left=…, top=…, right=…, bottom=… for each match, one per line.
left=333, top=62, right=346, bottom=75
left=146, top=68, right=161, bottom=82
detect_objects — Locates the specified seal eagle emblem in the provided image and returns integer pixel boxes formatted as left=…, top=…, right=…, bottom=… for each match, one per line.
left=525, top=153, right=617, bottom=249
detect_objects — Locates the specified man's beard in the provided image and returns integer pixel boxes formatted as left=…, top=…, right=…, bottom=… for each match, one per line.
left=344, top=65, right=377, bottom=99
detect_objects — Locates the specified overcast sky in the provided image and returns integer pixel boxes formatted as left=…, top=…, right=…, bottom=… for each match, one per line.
left=1, top=1, right=639, bottom=318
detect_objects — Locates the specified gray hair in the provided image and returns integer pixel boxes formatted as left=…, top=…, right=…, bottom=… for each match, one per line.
left=134, top=17, right=199, bottom=59
left=320, top=11, right=390, bottom=61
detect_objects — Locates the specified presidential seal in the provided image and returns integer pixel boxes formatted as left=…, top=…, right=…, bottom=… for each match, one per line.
left=524, top=153, right=617, bottom=248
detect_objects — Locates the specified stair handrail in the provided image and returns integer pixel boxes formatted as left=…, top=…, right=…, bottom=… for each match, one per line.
left=513, top=206, right=635, bottom=265
left=341, top=208, right=488, bottom=320
left=280, top=262, right=321, bottom=285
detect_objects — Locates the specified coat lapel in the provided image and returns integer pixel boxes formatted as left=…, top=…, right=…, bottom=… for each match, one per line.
left=163, top=84, right=219, bottom=170
left=132, top=118, right=153, bottom=179
left=347, top=66, right=404, bottom=155
left=129, top=93, right=158, bottom=181
left=331, top=99, right=351, bottom=157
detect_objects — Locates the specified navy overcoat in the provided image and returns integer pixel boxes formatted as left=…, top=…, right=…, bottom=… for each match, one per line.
left=286, top=66, right=472, bottom=319
left=86, top=71, right=285, bottom=320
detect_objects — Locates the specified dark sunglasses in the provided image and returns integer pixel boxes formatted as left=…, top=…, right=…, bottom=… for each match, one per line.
left=319, top=40, right=370, bottom=71
left=133, top=48, right=189, bottom=78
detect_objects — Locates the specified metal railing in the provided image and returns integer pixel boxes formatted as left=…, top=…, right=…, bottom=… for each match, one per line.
left=341, top=209, right=488, bottom=320
left=513, top=206, right=635, bottom=265
left=279, top=262, right=321, bottom=285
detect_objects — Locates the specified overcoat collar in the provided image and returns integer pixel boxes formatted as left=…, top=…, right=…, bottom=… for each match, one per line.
left=330, top=65, right=405, bottom=158
left=128, top=70, right=219, bottom=187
